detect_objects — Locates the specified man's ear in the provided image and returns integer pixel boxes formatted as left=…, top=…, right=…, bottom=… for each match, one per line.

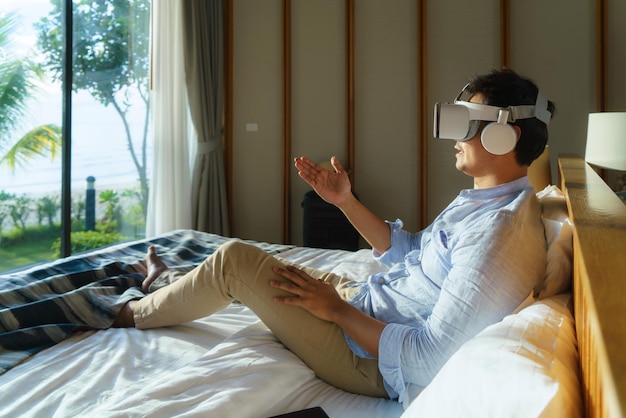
left=512, top=124, right=521, bottom=140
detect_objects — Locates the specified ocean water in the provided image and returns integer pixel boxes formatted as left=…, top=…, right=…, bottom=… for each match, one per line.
left=0, top=90, right=151, bottom=198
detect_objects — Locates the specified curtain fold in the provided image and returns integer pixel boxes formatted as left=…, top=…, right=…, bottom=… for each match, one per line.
left=182, top=0, right=230, bottom=235
left=145, top=0, right=193, bottom=237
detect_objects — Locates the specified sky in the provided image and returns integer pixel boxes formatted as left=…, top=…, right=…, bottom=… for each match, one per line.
left=0, top=0, right=151, bottom=196
left=2, top=0, right=53, bottom=55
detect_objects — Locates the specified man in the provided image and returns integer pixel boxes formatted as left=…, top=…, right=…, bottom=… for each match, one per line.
left=113, top=68, right=555, bottom=404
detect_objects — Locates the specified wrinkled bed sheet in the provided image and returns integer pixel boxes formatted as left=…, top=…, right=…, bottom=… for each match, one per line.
left=0, top=230, right=402, bottom=418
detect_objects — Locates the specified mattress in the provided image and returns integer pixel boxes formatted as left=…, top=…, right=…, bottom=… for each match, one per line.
left=0, top=230, right=402, bottom=417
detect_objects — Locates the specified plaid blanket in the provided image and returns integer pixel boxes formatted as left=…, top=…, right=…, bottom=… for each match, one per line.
left=0, top=229, right=292, bottom=375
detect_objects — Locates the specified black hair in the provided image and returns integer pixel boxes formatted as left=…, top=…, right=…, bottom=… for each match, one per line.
left=465, top=68, right=556, bottom=166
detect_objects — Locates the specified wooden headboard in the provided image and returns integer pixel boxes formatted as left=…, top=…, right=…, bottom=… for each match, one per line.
left=558, top=156, right=626, bottom=418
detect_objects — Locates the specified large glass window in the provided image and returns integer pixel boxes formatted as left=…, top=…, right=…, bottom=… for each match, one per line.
left=0, top=0, right=151, bottom=273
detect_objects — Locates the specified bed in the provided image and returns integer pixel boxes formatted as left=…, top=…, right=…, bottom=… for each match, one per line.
left=0, top=156, right=623, bottom=418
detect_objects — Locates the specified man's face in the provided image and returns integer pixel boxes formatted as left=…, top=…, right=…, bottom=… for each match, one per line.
left=453, top=93, right=497, bottom=177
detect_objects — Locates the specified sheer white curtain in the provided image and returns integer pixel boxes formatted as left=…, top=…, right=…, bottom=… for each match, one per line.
left=145, top=0, right=194, bottom=237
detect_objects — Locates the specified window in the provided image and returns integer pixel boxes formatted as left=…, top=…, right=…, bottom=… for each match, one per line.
left=0, top=0, right=151, bottom=273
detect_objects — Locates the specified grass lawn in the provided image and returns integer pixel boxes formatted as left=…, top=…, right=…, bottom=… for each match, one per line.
left=0, top=224, right=138, bottom=274
left=0, top=238, right=57, bottom=272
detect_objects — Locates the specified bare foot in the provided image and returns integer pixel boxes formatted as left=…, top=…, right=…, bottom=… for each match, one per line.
left=111, top=300, right=137, bottom=328
left=141, top=245, right=168, bottom=293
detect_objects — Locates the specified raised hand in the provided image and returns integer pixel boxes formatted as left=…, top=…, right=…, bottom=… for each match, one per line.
left=294, top=156, right=352, bottom=207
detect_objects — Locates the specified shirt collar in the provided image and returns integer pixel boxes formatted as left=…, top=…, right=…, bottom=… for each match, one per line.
left=459, top=176, right=533, bottom=200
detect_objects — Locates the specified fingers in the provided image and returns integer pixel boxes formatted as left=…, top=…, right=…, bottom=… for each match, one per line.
left=271, top=265, right=309, bottom=286
left=294, top=156, right=319, bottom=170
left=270, top=265, right=316, bottom=298
left=293, top=156, right=314, bottom=172
left=294, top=158, right=314, bottom=184
left=294, top=157, right=321, bottom=182
left=330, top=156, right=344, bottom=173
left=270, top=282, right=304, bottom=303
left=269, top=265, right=342, bottom=322
left=295, top=156, right=342, bottom=172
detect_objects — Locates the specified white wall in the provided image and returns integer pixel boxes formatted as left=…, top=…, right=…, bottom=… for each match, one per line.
left=230, top=0, right=616, bottom=246
left=232, top=0, right=283, bottom=244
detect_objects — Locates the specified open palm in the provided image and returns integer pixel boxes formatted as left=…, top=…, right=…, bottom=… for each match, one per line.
left=294, top=156, right=352, bottom=207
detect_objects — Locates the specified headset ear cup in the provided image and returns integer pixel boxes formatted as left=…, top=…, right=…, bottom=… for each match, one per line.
left=481, top=122, right=518, bottom=155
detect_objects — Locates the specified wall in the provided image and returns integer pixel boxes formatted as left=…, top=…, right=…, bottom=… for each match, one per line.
left=230, top=0, right=623, bottom=246
left=607, top=0, right=626, bottom=110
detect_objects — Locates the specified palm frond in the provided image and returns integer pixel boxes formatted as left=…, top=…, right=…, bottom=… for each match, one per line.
left=0, top=124, right=62, bottom=171
left=0, top=61, right=39, bottom=132
left=0, top=13, right=20, bottom=47
left=0, top=13, right=43, bottom=137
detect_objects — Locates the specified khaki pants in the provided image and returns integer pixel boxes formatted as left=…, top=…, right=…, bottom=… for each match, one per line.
left=133, top=240, right=387, bottom=398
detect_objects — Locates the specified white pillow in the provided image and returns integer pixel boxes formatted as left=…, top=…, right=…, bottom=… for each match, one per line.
left=401, top=294, right=582, bottom=418
left=515, top=185, right=573, bottom=313
left=535, top=185, right=573, bottom=298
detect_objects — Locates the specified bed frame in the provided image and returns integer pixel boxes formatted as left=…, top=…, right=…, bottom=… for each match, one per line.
left=558, top=156, right=626, bottom=418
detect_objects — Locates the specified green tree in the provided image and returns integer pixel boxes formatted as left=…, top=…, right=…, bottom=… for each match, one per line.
left=98, top=189, right=121, bottom=233
left=36, top=195, right=60, bottom=227
left=71, top=195, right=85, bottom=230
left=35, top=0, right=151, bottom=217
left=0, top=13, right=62, bottom=171
left=9, top=194, right=32, bottom=235
left=0, top=191, right=12, bottom=243
left=120, top=186, right=144, bottom=234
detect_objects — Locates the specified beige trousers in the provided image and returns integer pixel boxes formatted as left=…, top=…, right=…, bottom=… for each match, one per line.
left=133, top=240, right=387, bottom=398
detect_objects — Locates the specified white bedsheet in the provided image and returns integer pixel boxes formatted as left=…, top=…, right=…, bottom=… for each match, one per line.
left=0, top=247, right=402, bottom=418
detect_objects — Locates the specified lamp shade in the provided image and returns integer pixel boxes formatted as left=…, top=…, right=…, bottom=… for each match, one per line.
left=585, top=112, right=626, bottom=171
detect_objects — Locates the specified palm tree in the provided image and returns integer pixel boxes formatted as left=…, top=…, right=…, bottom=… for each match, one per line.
left=0, top=12, right=61, bottom=171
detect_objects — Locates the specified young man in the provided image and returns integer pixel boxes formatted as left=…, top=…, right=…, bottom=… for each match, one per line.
left=113, top=68, right=555, bottom=404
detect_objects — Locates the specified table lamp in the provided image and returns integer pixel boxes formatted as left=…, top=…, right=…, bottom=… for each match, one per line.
left=585, top=112, right=626, bottom=171
left=585, top=112, right=626, bottom=201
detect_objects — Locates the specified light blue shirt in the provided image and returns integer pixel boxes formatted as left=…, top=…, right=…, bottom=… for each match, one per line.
left=347, top=176, right=546, bottom=401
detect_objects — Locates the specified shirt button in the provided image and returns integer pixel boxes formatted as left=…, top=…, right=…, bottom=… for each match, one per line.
left=378, top=277, right=385, bottom=285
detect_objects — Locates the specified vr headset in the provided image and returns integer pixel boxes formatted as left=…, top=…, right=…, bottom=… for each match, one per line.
left=433, top=84, right=552, bottom=155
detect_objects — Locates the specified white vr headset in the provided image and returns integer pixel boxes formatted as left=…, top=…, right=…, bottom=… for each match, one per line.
left=433, top=84, right=552, bottom=155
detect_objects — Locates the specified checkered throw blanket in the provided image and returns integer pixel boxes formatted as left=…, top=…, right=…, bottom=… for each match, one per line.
left=0, top=229, right=292, bottom=375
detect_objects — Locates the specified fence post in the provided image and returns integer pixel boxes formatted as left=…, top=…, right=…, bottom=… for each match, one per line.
left=85, top=176, right=96, bottom=231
